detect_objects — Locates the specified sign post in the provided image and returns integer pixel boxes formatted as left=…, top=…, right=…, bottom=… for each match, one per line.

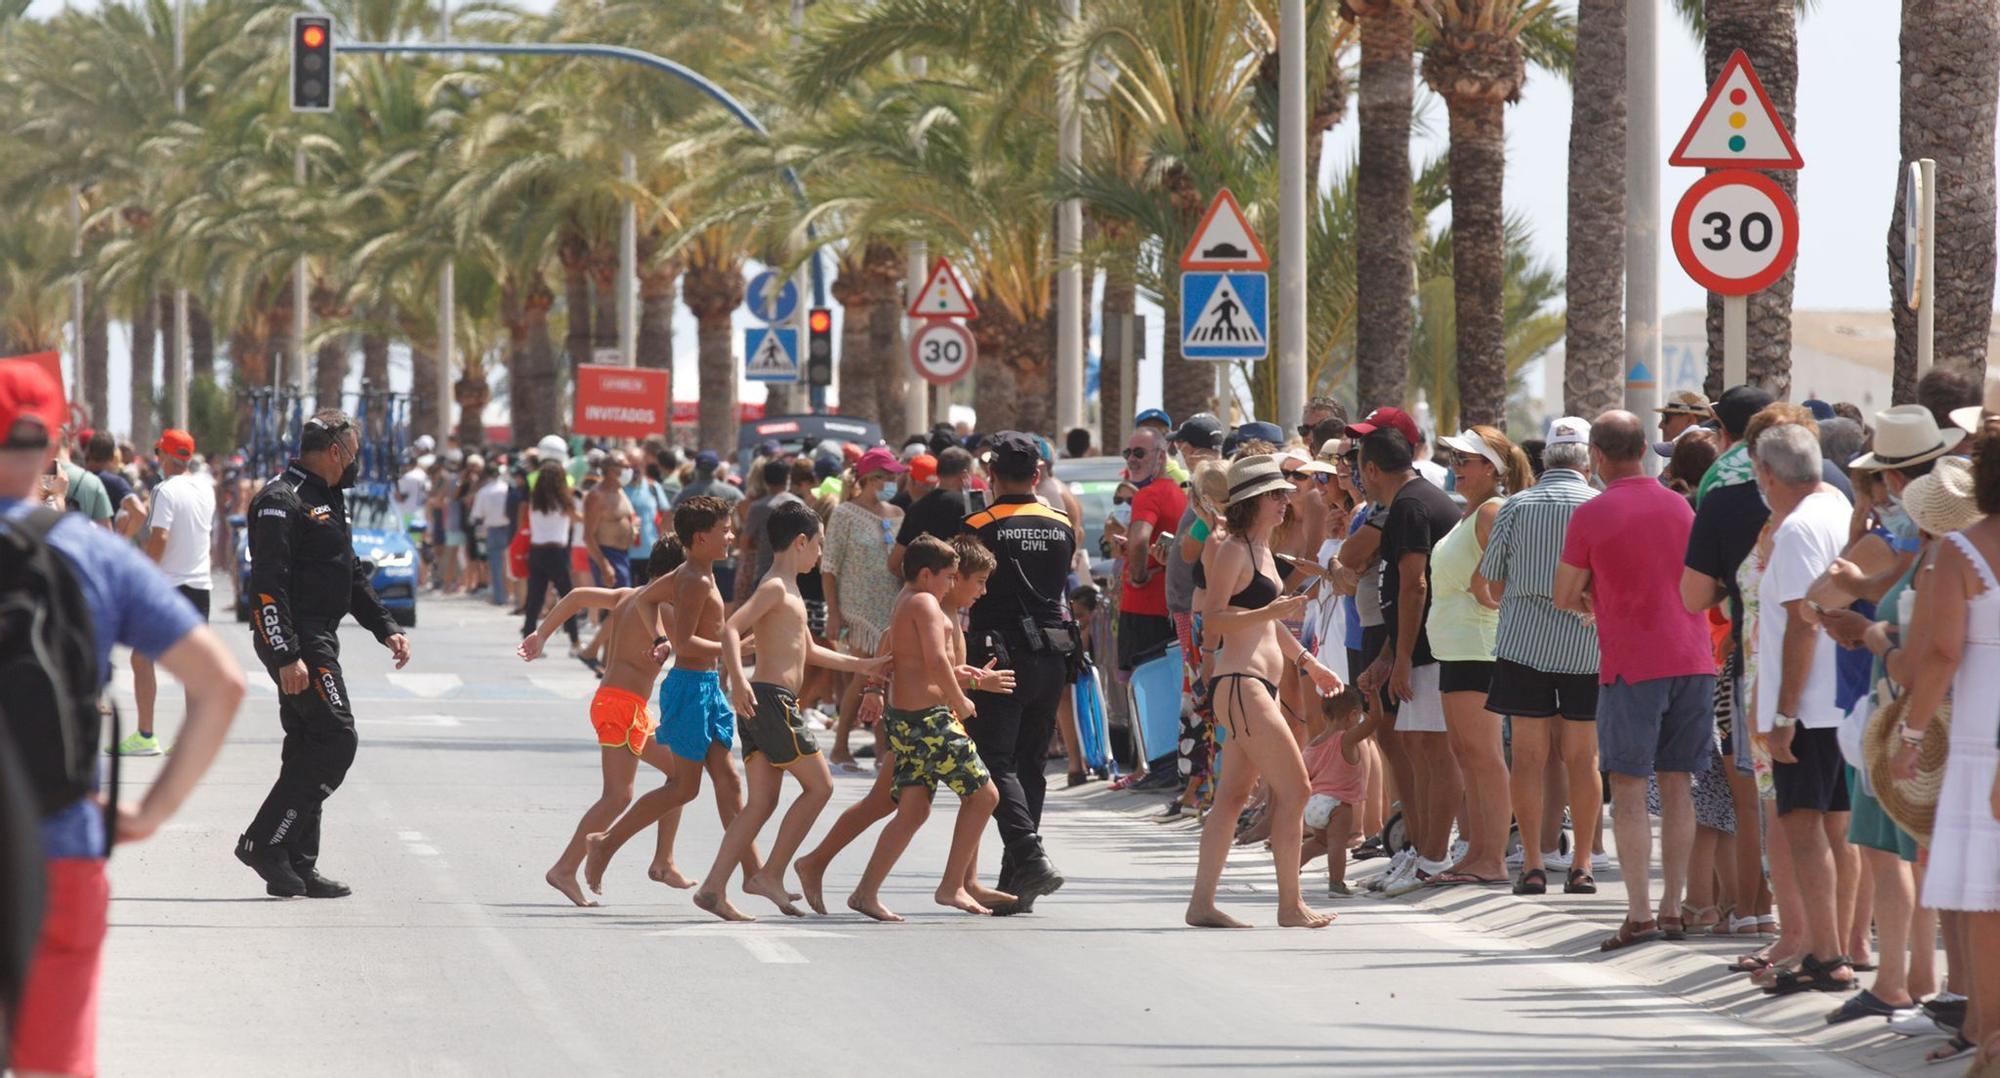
left=1669, top=49, right=1802, bottom=391
left=1179, top=189, right=1271, bottom=366
left=906, top=257, right=978, bottom=389
left=1906, top=159, right=1936, bottom=375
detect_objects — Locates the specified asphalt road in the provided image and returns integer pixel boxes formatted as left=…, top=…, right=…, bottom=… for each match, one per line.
left=95, top=588, right=1890, bottom=1077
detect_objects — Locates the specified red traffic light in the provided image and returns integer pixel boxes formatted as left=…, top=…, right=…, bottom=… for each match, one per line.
left=808, top=309, right=832, bottom=333
left=301, top=24, right=325, bottom=47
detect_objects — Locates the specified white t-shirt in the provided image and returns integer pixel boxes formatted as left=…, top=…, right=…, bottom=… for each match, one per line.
left=394, top=467, right=430, bottom=522
left=1416, top=457, right=1449, bottom=489
left=473, top=477, right=512, bottom=530
left=147, top=472, right=215, bottom=589
left=1309, top=536, right=1346, bottom=664
left=1755, top=489, right=1853, bottom=732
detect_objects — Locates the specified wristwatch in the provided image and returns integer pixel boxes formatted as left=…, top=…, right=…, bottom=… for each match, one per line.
left=1773, top=712, right=1799, bottom=729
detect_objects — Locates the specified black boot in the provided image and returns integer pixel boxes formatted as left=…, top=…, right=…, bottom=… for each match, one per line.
left=236, top=835, right=305, bottom=897
left=994, top=838, right=1064, bottom=916
left=294, top=869, right=352, bottom=899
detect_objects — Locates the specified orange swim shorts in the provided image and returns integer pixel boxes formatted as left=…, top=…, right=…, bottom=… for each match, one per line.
left=590, top=685, right=657, bottom=755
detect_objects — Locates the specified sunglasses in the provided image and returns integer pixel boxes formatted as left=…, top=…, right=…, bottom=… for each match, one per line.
left=1312, top=473, right=1335, bottom=486
left=1121, top=447, right=1153, bottom=460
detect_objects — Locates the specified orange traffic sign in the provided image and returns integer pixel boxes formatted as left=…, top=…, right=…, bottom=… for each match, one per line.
left=906, top=257, right=978, bottom=319
left=1670, top=49, right=1803, bottom=170
left=1178, top=188, right=1270, bottom=272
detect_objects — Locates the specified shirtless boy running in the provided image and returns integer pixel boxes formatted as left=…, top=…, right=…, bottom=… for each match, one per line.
left=692, top=501, right=891, bottom=920
left=582, top=497, right=770, bottom=894
left=795, top=535, right=1017, bottom=915
left=519, top=538, right=690, bottom=905
left=845, top=536, right=1007, bottom=922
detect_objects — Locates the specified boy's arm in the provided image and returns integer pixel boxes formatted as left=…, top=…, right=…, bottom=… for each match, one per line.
left=809, top=642, right=893, bottom=676
left=919, top=598, right=977, bottom=718
left=518, top=586, right=632, bottom=660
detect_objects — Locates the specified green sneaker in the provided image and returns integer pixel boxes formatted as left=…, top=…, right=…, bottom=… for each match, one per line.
left=111, top=732, right=163, bottom=757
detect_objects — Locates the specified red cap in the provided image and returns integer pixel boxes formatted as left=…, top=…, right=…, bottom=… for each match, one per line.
left=909, top=454, right=938, bottom=484
left=854, top=447, right=907, bottom=477
left=840, top=443, right=863, bottom=464
left=0, top=360, right=64, bottom=449
left=156, top=429, right=196, bottom=461
left=1347, top=406, right=1421, bottom=447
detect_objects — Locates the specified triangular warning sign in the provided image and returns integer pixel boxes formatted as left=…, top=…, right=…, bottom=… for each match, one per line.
left=1670, top=49, right=1804, bottom=170
left=907, top=257, right=979, bottom=319
left=1185, top=276, right=1265, bottom=346
left=1179, top=188, right=1270, bottom=271
left=747, top=330, right=794, bottom=374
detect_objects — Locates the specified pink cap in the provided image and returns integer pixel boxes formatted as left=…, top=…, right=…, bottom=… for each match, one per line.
left=854, top=447, right=908, bottom=477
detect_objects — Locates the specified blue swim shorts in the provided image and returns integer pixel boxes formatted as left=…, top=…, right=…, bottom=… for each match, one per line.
left=657, top=667, right=735, bottom=761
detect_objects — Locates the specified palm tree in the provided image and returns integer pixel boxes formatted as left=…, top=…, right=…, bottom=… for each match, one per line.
left=1400, top=0, right=1566, bottom=428
left=1345, top=0, right=1417, bottom=416
left=682, top=236, right=747, bottom=452
left=1888, top=0, right=1997, bottom=399
left=1562, top=0, right=1624, bottom=417
left=1408, top=213, right=1566, bottom=433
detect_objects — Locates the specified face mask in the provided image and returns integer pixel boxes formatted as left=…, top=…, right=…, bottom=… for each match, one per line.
left=880, top=483, right=899, bottom=501
left=1878, top=502, right=1919, bottom=544
left=1755, top=480, right=1771, bottom=511
left=335, top=446, right=359, bottom=489
left=1110, top=502, right=1133, bottom=526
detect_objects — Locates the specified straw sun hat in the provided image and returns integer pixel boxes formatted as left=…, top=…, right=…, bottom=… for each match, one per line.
left=1901, top=457, right=1982, bottom=538
left=1226, top=454, right=1292, bottom=505
left=1864, top=686, right=1951, bottom=844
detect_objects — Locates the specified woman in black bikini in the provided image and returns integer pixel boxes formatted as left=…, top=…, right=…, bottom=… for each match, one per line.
left=1186, top=455, right=1346, bottom=929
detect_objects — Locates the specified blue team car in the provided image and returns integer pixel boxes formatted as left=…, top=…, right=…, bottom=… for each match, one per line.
left=232, top=494, right=420, bottom=628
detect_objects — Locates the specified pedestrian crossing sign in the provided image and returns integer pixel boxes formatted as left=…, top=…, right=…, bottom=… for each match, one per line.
left=744, top=326, right=800, bottom=383
left=1180, top=271, right=1267, bottom=361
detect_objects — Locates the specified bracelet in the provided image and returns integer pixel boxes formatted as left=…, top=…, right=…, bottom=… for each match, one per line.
left=1898, top=722, right=1926, bottom=747
left=652, top=635, right=670, bottom=648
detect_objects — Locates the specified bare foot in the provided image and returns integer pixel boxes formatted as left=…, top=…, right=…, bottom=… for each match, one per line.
left=1185, top=904, right=1252, bottom=929
left=693, top=889, right=757, bottom=922
left=582, top=833, right=611, bottom=895
left=745, top=873, right=805, bottom=917
left=847, top=893, right=904, bottom=923
left=966, top=882, right=1015, bottom=907
left=647, top=862, right=695, bottom=889
left=1277, top=903, right=1335, bottom=928
left=935, top=885, right=993, bottom=915
left=545, top=868, right=597, bottom=908
left=795, top=857, right=828, bottom=916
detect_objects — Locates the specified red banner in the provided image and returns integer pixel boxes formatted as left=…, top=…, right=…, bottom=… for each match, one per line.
left=573, top=365, right=670, bottom=439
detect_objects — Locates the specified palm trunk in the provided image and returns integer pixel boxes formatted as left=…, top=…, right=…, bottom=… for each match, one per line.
left=1099, top=256, right=1137, bottom=452
left=314, top=338, right=346, bottom=410
left=559, top=231, right=593, bottom=371
left=506, top=275, right=561, bottom=442
left=683, top=257, right=745, bottom=452
left=972, top=300, right=1056, bottom=436
left=410, top=344, right=439, bottom=439
left=83, top=291, right=108, bottom=427
left=360, top=330, right=389, bottom=392
left=454, top=367, right=491, bottom=449
left=1702, top=0, right=1797, bottom=398
left=590, top=250, right=619, bottom=356
left=636, top=243, right=679, bottom=435
left=1889, top=0, right=1998, bottom=401
left=130, top=293, right=157, bottom=447
left=831, top=253, right=877, bottom=423
left=190, top=298, right=215, bottom=382
left=864, top=241, right=908, bottom=431
left=1563, top=0, right=1627, bottom=417
left=1354, top=4, right=1416, bottom=414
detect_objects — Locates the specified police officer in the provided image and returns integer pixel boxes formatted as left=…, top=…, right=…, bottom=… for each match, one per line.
left=963, top=431, right=1076, bottom=912
left=237, top=410, right=411, bottom=898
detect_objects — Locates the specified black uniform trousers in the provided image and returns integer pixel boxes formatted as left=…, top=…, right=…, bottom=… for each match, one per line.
left=247, top=620, right=356, bottom=872
left=964, top=643, right=1068, bottom=860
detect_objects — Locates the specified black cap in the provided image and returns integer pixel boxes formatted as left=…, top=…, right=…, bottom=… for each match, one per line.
left=1713, top=385, right=1775, bottom=438
left=986, top=431, right=1042, bottom=476
left=1168, top=413, right=1225, bottom=452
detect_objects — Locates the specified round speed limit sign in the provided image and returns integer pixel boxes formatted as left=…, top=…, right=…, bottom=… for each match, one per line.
left=1672, top=169, right=1799, bottom=296
left=909, top=319, right=976, bottom=386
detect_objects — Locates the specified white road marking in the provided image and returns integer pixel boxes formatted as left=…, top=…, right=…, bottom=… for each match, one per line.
left=644, top=923, right=849, bottom=964
left=529, top=674, right=599, bottom=697
left=370, top=713, right=464, bottom=728
left=386, top=672, right=463, bottom=698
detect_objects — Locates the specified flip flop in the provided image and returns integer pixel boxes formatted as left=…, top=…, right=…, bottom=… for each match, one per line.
left=1923, top=1034, right=1974, bottom=1065
left=1600, top=919, right=1662, bottom=952
left=832, top=760, right=869, bottom=775
left=1428, top=871, right=1507, bottom=887
left=1728, top=952, right=1775, bottom=973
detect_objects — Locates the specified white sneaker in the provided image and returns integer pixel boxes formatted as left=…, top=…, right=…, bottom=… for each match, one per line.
left=801, top=708, right=831, bottom=731
left=1417, top=854, right=1451, bottom=876
left=1542, top=847, right=1572, bottom=870
left=1369, top=848, right=1413, bottom=892
left=1447, top=840, right=1468, bottom=865
left=1383, top=859, right=1429, bottom=897
left=1506, top=845, right=1526, bottom=868
left=1888, top=1007, right=1944, bottom=1037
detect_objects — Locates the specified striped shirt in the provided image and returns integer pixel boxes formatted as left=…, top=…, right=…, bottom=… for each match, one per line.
left=1477, top=469, right=1599, bottom=675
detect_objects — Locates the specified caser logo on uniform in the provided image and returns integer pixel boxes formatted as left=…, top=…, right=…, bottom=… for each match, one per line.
left=257, top=594, right=288, bottom=651
left=317, top=667, right=344, bottom=711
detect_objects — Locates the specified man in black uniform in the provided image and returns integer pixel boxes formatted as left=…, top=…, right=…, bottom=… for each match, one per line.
left=237, top=410, right=411, bottom=898
left=963, top=432, right=1076, bottom=912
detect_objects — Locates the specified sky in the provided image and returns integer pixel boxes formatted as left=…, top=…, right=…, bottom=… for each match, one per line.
left=29, top=1, right=1953, bottom=430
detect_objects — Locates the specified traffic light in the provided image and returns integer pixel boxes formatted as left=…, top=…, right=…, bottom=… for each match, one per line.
left=291, top=14, right=334, bottom=113
left=806, top=307, right=833, bottom=386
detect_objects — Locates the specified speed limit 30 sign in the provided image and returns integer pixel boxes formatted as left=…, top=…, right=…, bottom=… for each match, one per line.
left=910, top=319, right=976, bottom=386
left=1672, top=169, right=1799, bottom=296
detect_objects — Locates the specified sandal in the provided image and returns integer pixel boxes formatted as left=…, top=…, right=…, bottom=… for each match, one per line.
left=1924, top=1034, right=1974, bottom=1065
left=1728, top=951, right=1775, bottom=974
left=1428, top=870, right=1507, bottom=887
left=1765, top=954, right=1856, bottom=996
left=1756, top=913, right=1779, bottom=936
left=1600, top=918, right=1662, bottom=952
left=1513, top=867, right=1547, bottom=896
left=1682, top=903, right=1723, bottom=935
left=1564, top=867, right=1596, bottom=895
left=1725, top=912, right=1762, bottom=937
left=1661, top=915, right=1687, bottom=942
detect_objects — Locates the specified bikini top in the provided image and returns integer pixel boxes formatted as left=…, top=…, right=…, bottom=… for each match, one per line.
left=1227, top=539, right=1281, bottom=610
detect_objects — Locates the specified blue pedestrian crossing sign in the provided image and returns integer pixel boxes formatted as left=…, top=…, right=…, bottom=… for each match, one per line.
left=745, top=326, right=800, bottom=383
left=1180, top=271, right=1267, bottom=361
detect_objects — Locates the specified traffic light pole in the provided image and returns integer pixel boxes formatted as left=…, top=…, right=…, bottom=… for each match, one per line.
left=337, top=41, right=830, bottom=319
